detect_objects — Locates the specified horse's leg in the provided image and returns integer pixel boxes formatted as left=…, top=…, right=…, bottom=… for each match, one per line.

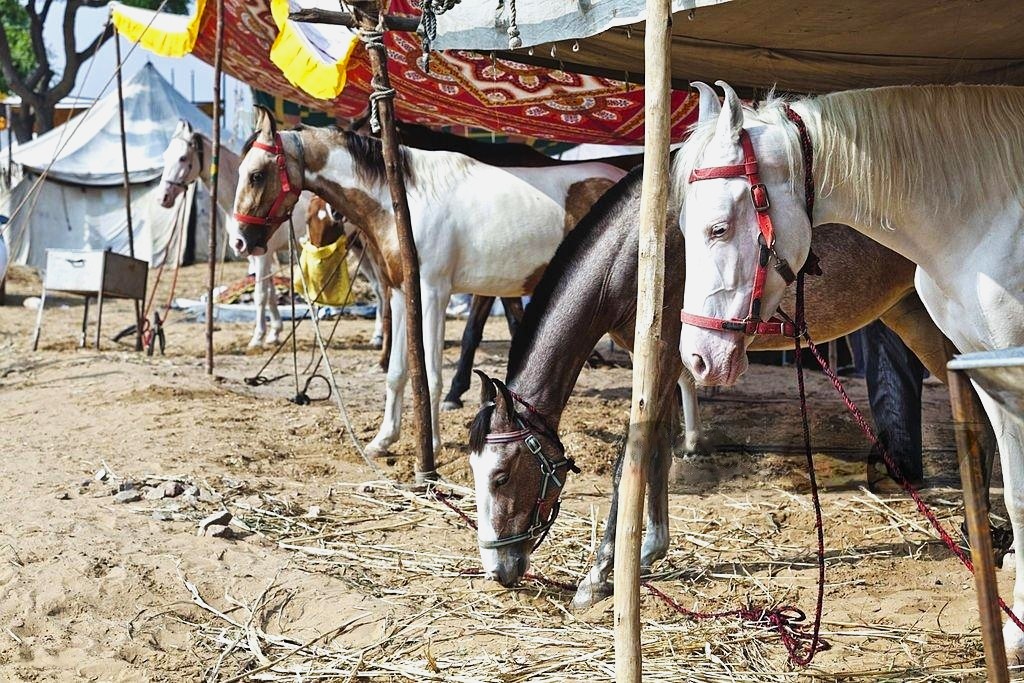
left=571, top=446, right=622, bottom=610
left=641, top=396, right=677, bottom=571
left=378, top=284, right=392, bottom=373
left=678, top=368, right=708, bottom=456
left=265, top=256, right=283, bottom=345
left=366, top=289, right=407, bottom=457
left=366, top=259, right=386, bottom=349
left=501, top=296, right=524, bottom=337
left=975, top=392, right=1024, bottom=663
left=442, top=295, right=494, bottom=411
left=248, top=255, right=267, bottom=348
left=421, top=283, right=450, bottom=453
left=877, top=290, right=949, bottom=382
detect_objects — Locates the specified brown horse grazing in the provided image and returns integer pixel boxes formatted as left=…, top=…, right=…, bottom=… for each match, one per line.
left=469, top=167, right=952, bottom=605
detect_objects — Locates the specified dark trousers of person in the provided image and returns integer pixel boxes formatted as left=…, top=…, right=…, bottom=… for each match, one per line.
left=857, top=320, right=926, bottom=482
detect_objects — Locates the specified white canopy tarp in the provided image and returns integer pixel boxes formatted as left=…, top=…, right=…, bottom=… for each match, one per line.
left=1, top=63, right=222, bottom=271
left=10, top=61, right=213, bottom=186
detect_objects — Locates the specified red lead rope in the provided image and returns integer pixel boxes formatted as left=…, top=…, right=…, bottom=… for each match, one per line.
left=802, top=332, right=1024, bottom=634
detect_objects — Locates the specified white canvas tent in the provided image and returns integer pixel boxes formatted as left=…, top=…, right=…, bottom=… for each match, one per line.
left=1, top=62, right=226, bottom=271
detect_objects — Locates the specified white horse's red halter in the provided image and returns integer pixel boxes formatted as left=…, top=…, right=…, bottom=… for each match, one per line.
left=680, top=106, right=817, bottom=337
left=234, top=133, right=302, bottom=228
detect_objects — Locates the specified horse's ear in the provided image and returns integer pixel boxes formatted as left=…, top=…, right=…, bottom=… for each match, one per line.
left=254, top=105, right=277, bottom=140
left=173, top=119, right=189, bottom=137
left=713, top=80, right=744, bottom=144
left=474, top=369, right=495, bottom=405
left=691, top=82, right=721, bottom=124
left=491, top=378, right=516, bottom=423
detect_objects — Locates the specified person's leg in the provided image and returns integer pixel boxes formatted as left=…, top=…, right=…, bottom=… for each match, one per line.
left=861, top=319, right=926, bottom=487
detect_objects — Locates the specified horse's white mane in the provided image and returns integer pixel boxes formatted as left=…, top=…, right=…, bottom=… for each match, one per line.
left=674, top=85, right=1024, bottom=229
left=806, top=84, right=1024, bottom=227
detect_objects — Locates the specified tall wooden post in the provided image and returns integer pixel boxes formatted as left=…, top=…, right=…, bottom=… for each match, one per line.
left=355, top=2, right=436, bottom=482
left=113, top=30, right=143, bottom=351
left=948, top=369, right=1009, bottom=682
left=206, top=0, right=225, bottom=375
left=614, top=0, right=672, bottom=679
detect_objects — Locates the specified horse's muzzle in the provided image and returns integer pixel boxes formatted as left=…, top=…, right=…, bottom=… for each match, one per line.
left=237, top=226, right=270, bottom=257
left=491, top=552, right=528, bottom=588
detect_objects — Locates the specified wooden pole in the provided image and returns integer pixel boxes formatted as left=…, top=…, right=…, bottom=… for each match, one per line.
left=355, top=3, right=436, bottom=482
left=614, top=0, right=672, bottom=679
left=206, top=0, right=225, bottom=375
left=113, top=30, right=143, bottom=352
left=948, top=369, right=1009, bottom=682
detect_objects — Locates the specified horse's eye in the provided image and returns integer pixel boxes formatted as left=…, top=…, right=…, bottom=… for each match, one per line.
left=179, top=156, right=187, bottom=163
left=250, top=171, right=265, bottom=185
left=709, top=222, right=729, bottom=240
left=493, top=472, right=510, bottom=488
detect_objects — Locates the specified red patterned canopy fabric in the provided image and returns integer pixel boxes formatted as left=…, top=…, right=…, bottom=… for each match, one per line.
left=187, top=0, right=697, bottom=144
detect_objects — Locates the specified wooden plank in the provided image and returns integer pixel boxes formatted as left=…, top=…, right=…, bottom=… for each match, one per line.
left=948, top=369, right=1009, bottom=682
left=613, top=0, right=672, bottom=679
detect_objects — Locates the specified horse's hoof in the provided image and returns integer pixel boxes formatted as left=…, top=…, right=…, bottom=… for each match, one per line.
left=247, top=338, right=264, bottom=350
left=370, top=335, right=384, bottom=350
left=682, top=430, right=712, bottom=457
left=571, top=581, right=612, bottom=611
left=365, top=441, right=392, bottom=458
left=441, top=400, right=462, bottom=412
left=640, top=549, right=667, bottom=574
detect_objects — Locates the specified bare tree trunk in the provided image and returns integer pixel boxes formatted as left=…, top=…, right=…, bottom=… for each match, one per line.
left=11, top=107, right=34, bottom=143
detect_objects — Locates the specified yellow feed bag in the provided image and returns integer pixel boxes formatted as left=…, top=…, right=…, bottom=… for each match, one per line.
left=295, top=236, right=354, bottom=307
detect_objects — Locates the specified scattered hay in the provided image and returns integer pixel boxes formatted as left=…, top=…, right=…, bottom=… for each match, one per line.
left=137, top=478, right=987, bottom=681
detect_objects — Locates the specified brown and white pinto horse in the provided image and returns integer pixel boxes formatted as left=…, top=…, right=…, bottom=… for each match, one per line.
left=230, top=106, right=626, bottom=457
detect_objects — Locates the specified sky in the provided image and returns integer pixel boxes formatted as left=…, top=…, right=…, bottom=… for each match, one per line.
left=31, top=2, right=253, bottom=145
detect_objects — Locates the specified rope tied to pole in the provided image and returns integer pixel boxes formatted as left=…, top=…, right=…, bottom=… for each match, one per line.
left=416, top=0, right=464, bottom=70
left=358, top=25, right=396, bottom=134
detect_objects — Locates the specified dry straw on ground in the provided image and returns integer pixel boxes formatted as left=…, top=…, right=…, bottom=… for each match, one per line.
left=132, top=478, right=989, bottom=682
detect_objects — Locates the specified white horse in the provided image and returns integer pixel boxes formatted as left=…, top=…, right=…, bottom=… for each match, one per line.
left=230, top=106, right=626, bottom=456
left=676, top=82, right=1024, bottom=659
left=157, top=120, right=320, bottom=348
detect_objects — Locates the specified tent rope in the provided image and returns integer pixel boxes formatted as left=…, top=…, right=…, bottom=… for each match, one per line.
left=358, top=23, right=396, bottom=134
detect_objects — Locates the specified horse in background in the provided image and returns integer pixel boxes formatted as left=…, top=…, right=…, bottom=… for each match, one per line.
left=158, top=119, right=318, bottom=348
left=675, top=81, right=1024, bottom=659
left=231, top=106, right=626, bottom=457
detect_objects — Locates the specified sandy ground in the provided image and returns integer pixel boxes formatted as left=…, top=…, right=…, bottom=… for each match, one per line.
left=0, top=262, right=1008, bottom=681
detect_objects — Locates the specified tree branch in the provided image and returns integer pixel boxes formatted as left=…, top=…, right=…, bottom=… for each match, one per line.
left=25, top=0, right=51, bottom=77
left=39, top=0, right=55, bottom=23
left=50, top=6, right=112, bottom=101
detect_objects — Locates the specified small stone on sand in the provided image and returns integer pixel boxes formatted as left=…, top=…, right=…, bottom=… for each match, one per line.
left=197, top=510, right=231, bottom=535
left=113, top=490, right=142, bottom=504
left=204, top=524, right=232, bottom=539
left=161, top=481, right=185, bottom=498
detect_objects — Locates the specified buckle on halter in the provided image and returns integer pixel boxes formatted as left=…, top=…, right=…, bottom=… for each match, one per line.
left=721, top=320, right=752, bottom=333
left=524, top=434, right=543, bottom=456
left=751, top=183, right=770, bottom=212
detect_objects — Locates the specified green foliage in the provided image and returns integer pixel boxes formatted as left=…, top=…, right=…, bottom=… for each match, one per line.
left=0, top=0, right=33, bottom=95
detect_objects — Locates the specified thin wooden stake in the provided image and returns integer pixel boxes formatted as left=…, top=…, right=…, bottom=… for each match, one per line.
left=948, top=369, right=1009, bottom=682
left=113, top=30, right=143, bottom=352
left=614, top=0, right=672, bottom=680
left=206, top=0, right=225, bottom=375
left=355, top=3, right=436, bottom=482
